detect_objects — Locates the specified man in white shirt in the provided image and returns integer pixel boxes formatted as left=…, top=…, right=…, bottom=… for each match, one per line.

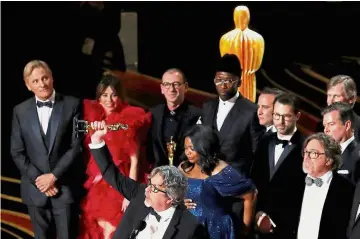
left=10, top=60, right=82, bottom=239
left=257, top=87, right=283, bottom=134
left=87, top=121, right=207, bottom=239
left=296, top=133, right=354, bottom=239
left=252, top=93, right=305, bottom=239
left=322, top=102, right=360, bottom=184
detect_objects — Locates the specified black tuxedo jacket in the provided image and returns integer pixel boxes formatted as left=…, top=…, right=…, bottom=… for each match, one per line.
left=90, top=145, right=208, bottom=239
left=339, top=139, right=360, bottom=184
left=348, top=181, right=360, bottom=239
left=250, top=131, right=306, bottom=238
left=147, top=102, right=201, bottom=167
left=10, top=93, right=83, bottom=207
left=294, top=173, right=355, bottom=239
left=201, top=95, right=265, bottom=175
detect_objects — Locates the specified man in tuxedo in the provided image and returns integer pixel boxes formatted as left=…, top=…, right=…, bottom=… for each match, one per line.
left=200, top=54, right=265, bottom=175
left=88, top=120, right=208, bottom=239
left=148, top=68, right=201, bottom=168
left=257, top=87, right=283, bottom=134
left=10, top=60, right=83, bottom=239
left=348, top=181, right=360, bottom=239
left=251, top=93, right=306, bottom=239
left=322, top=102, right=360, bottom=184
left=296, top=133, right=354, bottom=239
left=317, top=75, right=359, bottom=140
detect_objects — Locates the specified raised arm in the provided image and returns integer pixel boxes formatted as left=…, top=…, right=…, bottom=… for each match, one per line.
left=89, top=120, right=143, bottom=200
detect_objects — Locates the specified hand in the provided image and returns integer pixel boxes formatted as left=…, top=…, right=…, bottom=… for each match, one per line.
left=93, top=174, right=103, bottom=184
left=256, top=211, right=274, bottom=233
left=35, top=173, right=57, bottom=193
left=122, top=198, right=130, bottom=212
left=44, top=185, right=59, bottom=197
left=184, top=199, right=196, bottom=210
left=90, top=120, right=108, bottom=144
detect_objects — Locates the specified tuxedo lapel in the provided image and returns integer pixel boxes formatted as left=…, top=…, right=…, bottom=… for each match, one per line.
left=162, top=206, right=183, bottom=239
left=155, top=105, right=166, bottom=154
left=27, top=99, right=47, bottom=154
left=350, top=185, right=360, bottom=229
left=218, top=99, right=241, bottom=142
left=48, top=94, right=64, bottom=155
left=205, top=100, right=218, bottom=127
left=272, top=144, right=296, bottom=176
left=268, top=137, right=276, bottom=179
left=340, top=140, right=357, bottom=169
left=175, top=105, right=190, bottom=143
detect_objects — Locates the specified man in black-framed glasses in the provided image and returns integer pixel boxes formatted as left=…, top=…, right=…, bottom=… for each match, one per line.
left=87, top=120, right=208, bottom=239
left=147, top=68, right=201, bottom=168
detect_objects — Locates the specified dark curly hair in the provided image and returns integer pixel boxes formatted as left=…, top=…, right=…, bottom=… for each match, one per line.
left=181, top=125, right=224, bottom=176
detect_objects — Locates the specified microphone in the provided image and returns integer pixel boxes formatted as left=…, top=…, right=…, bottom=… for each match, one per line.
left=129, top=220, right=147, bottom=239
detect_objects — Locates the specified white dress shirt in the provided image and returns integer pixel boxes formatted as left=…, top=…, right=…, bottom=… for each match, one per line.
left=216, top=91, right=239, bottom=130
left=274, top=127, right=297, bottom=166
left=356, top=204, right=360, bottom=222
left=340, top=135, right=355, bottom=153
left=297, top=171, right=333, bottom=239
left=266, top=125, right=277, bottom=133
left=36, top=90, right=55, bottom=134
left=136, top=206, right=176, bottom=239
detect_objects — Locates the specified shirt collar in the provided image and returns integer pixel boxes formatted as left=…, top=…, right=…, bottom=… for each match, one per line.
left=340, top=135, right=355, bottom=153
left=35, top=89, right=56, bottom=103
left=307, top=170, right=333, bottom=185
left=266, top=125, right=277, bottom=133
left=219, top=91, right=239, bottom=105
left=155, top=206, right=176, bottom=221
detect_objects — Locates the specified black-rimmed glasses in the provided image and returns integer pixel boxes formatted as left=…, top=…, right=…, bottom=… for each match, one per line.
left=147, top=178, right=167, bottom=194
left=161, top=82, right=185, bottom=89
left=302, top=150, right=326, bottom=159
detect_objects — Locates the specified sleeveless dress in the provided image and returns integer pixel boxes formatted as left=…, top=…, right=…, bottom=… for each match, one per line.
left=78, top=99, right=151, bottom=239
left=186, top=165, right=255, bottom=239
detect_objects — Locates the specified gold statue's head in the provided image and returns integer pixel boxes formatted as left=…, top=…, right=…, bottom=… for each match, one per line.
left=233, top=5, right=250, bottom=31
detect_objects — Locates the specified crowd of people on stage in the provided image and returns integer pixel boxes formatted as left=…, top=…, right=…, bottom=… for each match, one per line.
left=10, top=55, right=360, bottom=239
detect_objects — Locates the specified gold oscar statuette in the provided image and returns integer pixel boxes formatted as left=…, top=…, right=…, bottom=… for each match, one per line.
left=166, top=136, right=177, bottom=166
left=73, top=118, right=128, bottom=137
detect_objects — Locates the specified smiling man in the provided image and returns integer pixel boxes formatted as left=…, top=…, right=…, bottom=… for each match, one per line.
left=147, top=68, right=201, bottom=168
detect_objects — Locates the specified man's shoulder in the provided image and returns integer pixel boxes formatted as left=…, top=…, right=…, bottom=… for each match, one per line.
left=236, top=95, right=258, bottom=112
left=59, top=94, right=81, bottom=105
left=13, top=97, right=34, bottom=112
left=332, top=173, right=355, bottom=193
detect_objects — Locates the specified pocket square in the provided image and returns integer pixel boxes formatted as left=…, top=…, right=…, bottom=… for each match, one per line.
left=337, top=169, right=349, bottom=175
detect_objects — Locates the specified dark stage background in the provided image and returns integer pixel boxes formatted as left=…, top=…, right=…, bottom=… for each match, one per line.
left=1, top=2, right=360, bottom=225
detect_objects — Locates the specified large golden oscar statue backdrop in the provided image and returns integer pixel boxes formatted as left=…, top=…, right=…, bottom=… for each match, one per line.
left=220, top=6, right=265, bottom=102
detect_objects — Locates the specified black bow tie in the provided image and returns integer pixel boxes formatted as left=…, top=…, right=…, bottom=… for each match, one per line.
left=36, top=101, right=53, bottom=108
left=275, top=138, right=289, bottom=148
left=305, top=176, right=323, bottom=187
left=149, top=208, right=161, bottom=222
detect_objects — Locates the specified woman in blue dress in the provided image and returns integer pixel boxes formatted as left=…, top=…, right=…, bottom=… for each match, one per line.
left=179, top=125, right=257, bottom=239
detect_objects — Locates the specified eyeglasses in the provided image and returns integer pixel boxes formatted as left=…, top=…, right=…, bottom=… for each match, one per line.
left=214, top=78, right=237, bottom=86
left=161, top=82, right=185, bottom=89
left=273, top=113, right=293, bottom=121
left=147, top=178, right=167, bottom=194
left=302, top=150, right=326, bottom=159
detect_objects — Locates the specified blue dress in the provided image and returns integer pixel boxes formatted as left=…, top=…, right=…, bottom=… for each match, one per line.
left=185, top=165, right=255, bottom=239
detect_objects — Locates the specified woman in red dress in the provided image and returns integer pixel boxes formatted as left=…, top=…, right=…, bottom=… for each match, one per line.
left=78, top=74, right=151, bottom=239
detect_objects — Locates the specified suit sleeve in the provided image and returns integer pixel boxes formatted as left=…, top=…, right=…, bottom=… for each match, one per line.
left=51, top=100, right=83, bottom=179
left=250, top=110, right=265, bottom=153
left=10, top=108, right=43, bottom=184
left=90, top=143, right=142, bottom=200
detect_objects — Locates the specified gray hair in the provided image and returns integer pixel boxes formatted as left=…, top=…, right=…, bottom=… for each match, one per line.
left=150, top=165, right=188, bottom=206
left=327, top=75, right=357, bottom=107
left=303, top=133, right=342, bottom=170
